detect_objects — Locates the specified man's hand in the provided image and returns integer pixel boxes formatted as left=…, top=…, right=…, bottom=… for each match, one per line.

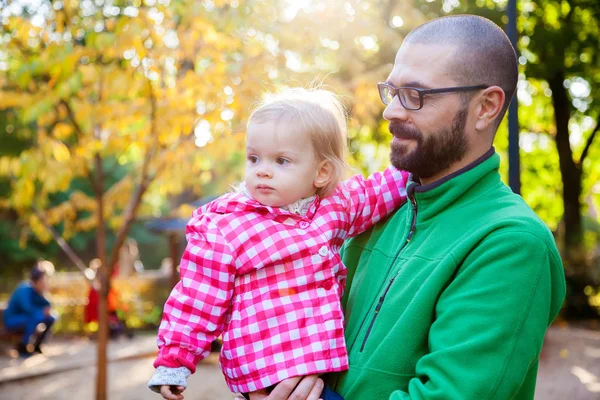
left=235, top=375, right=324, bottom=400
left=248, top=388, right=271, bottom=399
left=43, top=306, right=51, bottom=317
left=159, top=385, right=185, bottom=400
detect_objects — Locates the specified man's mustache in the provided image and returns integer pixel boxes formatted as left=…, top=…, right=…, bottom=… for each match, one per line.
left=389, top=121, right=421, bottom=141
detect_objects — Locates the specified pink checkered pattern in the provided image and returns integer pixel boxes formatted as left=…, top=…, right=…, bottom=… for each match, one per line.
left=154, top=166, right=409, bottom=393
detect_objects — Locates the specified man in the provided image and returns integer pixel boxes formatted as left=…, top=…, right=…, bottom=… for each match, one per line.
left=248, top=14, right=565, bottom=400
left=3, top=262, right=56, bottom=357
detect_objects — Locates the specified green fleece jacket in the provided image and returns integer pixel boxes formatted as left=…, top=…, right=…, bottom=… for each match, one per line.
left=330, top=148, right=566, bottom=400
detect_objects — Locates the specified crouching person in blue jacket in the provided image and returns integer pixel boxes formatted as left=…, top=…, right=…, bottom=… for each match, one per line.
left=3, top=262, right=56, bottom=357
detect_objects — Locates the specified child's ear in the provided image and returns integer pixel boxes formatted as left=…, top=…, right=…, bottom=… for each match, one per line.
left=314, top=160, right=333, bottom=189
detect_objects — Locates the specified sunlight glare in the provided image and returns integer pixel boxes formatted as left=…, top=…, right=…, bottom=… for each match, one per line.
left=285, top=51, right=303, bottom=72
left=571, top=366, right=600, bottom=393
left=195, top=120, right=213, bottom=148
left=357, top=35, right=379, bottom=52
left=283, top=0, right=313, bottom=21
left=569, top=79, right=591, bottom=98
left=391, top=16, right=404, bottom=28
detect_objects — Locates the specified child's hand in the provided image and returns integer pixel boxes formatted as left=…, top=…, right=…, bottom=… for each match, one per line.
left=159, top=385, right=185, bottom=400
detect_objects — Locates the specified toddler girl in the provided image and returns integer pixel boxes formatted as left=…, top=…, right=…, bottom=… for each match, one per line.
left=148, top=88, right=408, bottom=399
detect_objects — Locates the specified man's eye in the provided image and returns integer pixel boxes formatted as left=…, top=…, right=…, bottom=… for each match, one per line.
left=276, top=157, right=289, bottom=165
left=407, top=91, right=420, bottom=101
left=248, top=155, right=259, bottom=163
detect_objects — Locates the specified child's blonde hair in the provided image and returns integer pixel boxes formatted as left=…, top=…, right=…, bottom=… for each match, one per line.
left=247, top=88, right=349, bottom=198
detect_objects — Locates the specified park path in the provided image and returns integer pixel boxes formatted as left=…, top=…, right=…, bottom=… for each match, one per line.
left=0, top=325, right=599, bottom=399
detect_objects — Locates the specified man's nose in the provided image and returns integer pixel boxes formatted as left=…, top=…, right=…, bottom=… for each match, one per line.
left=382, top=95, right=410, bottom=122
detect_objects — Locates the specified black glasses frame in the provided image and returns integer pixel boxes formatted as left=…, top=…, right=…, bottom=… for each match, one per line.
left=377, top=82, right=489, bottom=110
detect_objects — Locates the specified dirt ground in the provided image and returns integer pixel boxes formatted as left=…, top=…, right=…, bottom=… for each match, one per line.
left=0, top=325, right=599, bottom=399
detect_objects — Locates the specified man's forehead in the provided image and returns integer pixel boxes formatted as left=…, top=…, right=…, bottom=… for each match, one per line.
left=388, top=42, right=457, bottom=86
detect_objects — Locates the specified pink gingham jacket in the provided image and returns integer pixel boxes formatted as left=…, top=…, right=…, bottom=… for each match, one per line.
left=154, top=167, right=409, bottom=393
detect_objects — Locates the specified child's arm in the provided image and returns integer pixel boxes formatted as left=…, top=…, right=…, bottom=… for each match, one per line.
left=343, top=166, right=409, bottom=238
left=149, top=212, right=237, bottom=393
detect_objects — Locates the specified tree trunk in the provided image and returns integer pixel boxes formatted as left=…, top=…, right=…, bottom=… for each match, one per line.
left=96, top=272, right=109, bottom=400
left=549, top=71, right=583, bottom=250
left=549, top=71, right=595, bottom=319
left=94, top=153, right=109, bottom=400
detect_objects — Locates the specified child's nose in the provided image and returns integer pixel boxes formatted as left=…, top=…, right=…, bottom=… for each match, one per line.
left=257, top=165, right=273, bottom=178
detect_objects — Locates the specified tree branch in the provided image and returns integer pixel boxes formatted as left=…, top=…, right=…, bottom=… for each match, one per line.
left=106, top=80, right=158, bottom=275
left=62, top=99, right=99, bottom=192
left=32, top=207, right=91, bottom=280
left=579, top=121, right=599, bottom=166
left=61, top=99, right=84, bottom=138
left=152, top=128, right=196, bottom=180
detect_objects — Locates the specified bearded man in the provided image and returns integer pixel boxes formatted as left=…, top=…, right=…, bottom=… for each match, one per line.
left=250, top=14, right=566, bottom=400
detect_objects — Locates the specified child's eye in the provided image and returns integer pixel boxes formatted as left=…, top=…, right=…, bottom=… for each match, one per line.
left=276, top=157, right=290, bottom=165
left=248, top=155, right=259, bottom=164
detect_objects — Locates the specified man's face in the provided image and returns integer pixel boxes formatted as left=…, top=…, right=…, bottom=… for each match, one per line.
left=384, top=43, right=472, bottom=179
left=32, top=275, right=48, bottom=293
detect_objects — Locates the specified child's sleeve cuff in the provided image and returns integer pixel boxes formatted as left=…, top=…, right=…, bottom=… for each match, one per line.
left=148, top=366, right=192, bottom=393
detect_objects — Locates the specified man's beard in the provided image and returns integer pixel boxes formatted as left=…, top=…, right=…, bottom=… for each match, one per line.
left=389, top=108, right=469, bottom=180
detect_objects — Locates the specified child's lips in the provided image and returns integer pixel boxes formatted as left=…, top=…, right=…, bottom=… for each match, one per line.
left=256, top=184, right=275, bottom=192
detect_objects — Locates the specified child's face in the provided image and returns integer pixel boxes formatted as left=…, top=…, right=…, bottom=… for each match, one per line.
left=245, top=120, right=324, bottom=207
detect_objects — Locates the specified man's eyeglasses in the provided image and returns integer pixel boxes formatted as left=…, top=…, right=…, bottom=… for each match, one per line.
left=377, top=82, right=489, bottom=111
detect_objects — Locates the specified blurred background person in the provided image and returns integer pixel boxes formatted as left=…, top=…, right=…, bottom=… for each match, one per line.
left=2, top=261, right=56, bottom=357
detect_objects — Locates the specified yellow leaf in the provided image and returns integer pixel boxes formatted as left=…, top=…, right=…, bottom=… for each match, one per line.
left=53, top=123, right=74, bottom=140
left=0, top=157, right=12, bottom=176
left=560, top=349, right=569, bottom=358
left=13, top=180, right=35, bottom=209
left=52, top=140, right=71, bottom=162
left=29, top=215, right=52, bottom=243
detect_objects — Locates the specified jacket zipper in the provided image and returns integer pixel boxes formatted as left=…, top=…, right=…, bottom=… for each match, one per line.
left=358, top=192, right=418, bottom=353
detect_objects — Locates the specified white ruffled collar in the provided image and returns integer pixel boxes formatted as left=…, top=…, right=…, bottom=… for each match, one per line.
left=237, top=182, right=316, bottom=217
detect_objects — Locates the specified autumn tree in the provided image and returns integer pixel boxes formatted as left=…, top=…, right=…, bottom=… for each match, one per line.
left=0, top=0, right=285, bottom=398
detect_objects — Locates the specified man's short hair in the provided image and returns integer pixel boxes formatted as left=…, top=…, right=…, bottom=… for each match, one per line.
left=405, top=15, right=518, bottom=124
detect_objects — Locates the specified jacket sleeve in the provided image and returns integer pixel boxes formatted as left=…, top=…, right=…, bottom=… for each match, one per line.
left=389, top=231, right=566, bottom=400
left=343, top=166, right=409, bottom=238
left=33, top=291, right=51, bottom=308
left=153, top=213, right=237, bottom=374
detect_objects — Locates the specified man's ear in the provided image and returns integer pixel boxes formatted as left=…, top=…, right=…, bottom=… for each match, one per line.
left=475, top=86, right=505, bottom=131
left=314, top=160, right=334, bottom=190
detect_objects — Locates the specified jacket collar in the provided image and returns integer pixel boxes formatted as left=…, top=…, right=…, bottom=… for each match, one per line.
left=202, top=184, right=320, bottom=219
left=406, top=147, right=501, bottom=221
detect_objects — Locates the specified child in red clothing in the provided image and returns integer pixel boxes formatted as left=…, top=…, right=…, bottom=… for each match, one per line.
left=84, top=266, right=130, bottom=339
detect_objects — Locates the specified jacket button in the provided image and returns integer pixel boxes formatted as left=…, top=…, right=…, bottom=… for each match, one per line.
left=299, top=221, right=310, bottom=229
left=318, top=246, right=328, bottom=256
